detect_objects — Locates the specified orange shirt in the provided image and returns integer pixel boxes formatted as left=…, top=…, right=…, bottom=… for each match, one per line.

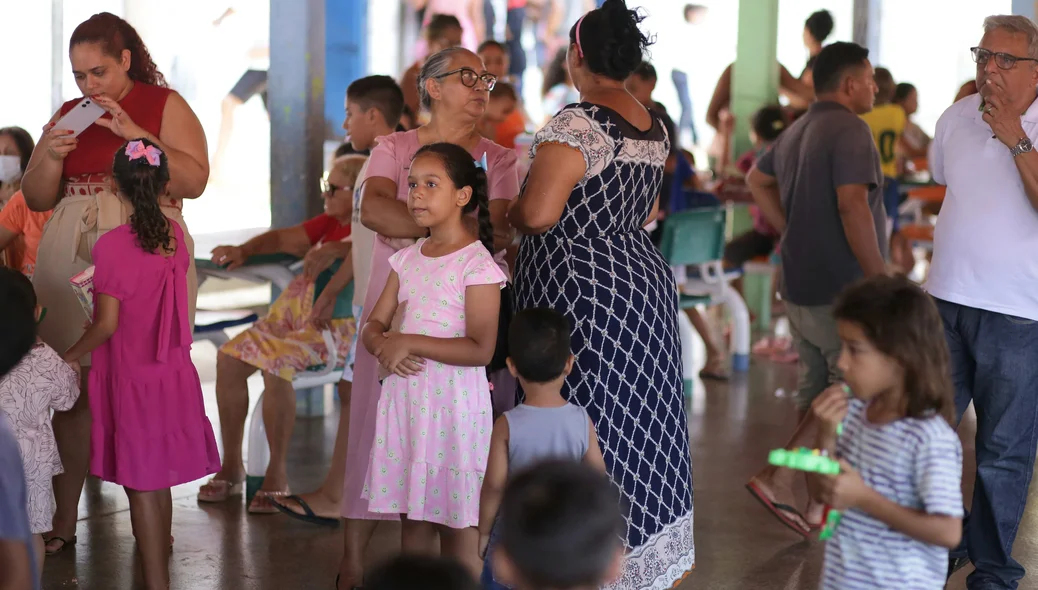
left=0, top=191, right=53, bottom=278
left=494, top=109, right=526, bottom=150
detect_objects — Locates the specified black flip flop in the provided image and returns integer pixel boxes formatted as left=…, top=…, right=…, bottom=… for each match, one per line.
left=44, top=535, right=77, bottom=555
left=699, top=369, right=730, bottom=382
left=273, top=494, right=341, bottom=528
left=745, top=482, right=811, bottom=537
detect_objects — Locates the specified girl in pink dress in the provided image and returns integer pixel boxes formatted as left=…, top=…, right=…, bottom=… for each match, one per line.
left=63, top=138, right=219, bottom=590
left=362, top=142, right=505, bottom=578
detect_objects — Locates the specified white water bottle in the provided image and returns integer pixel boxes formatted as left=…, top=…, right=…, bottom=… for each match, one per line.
left=245, top=393, right=269, bottom=505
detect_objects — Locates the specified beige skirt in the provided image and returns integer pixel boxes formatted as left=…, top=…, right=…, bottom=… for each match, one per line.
left=33, top=183, right=197, bottom=366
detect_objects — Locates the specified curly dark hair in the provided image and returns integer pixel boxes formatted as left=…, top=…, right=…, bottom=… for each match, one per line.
left=70, top=12, right=168, bottom=88
left=833, top=275, right=955, bottom=424
left=410, top=143, right=493, bottom=256
left=112, top=138, right=173, bottom=254
left=568, top=0, right=654, bottom=82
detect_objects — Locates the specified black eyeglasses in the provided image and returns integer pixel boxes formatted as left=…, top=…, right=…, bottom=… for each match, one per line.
left=435, top=67, right=497, bottom=91
left=321, top=179, right=347, bottom=194
left=971, top=46, right=1038, bottom=70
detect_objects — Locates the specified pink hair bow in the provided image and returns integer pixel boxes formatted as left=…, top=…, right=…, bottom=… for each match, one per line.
left=125, top=140, right=163, bottom=166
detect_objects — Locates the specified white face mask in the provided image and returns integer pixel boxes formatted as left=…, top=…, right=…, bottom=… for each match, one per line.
left=0, top=155, right=22, bottom=184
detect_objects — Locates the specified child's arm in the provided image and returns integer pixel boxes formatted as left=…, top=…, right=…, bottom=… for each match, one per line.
left=63, top=294, right=119, bottom=366
left=811, top=385, right=848, bottom=455
left=817, top=459, right=962, bottom=549
left=363, top=272, right=425, bottom=378
left=50, top=350, right=81, bottom=412
left=0, top=539, right=32, bottom=590
left=310, top=254, right=355, bottom=326
left=390, top=283, right=500, bottom=367
left=807, top=385, right=848, bottom=502
left=362, top=271, right=401, bottom=355
left=478, top=416, right=510, bottom=558
left=582, top=417, right=607, bottom=473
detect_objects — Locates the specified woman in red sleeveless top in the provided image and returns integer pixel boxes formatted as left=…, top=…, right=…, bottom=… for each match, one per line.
left=20, top=12, right=209, bottom=556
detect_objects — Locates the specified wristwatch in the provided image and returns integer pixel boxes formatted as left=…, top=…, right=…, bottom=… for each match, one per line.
left=1011, top=137, right=1034, bottom=157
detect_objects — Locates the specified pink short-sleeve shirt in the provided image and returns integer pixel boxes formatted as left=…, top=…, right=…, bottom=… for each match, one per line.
left=366, top=130, right=520, bottom=205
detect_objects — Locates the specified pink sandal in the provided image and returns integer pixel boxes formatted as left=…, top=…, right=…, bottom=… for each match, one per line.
left=197, top=478, right=244, bottom=503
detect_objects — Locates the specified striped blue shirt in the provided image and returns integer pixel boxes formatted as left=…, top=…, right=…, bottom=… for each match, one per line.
left=821, top=399, right=963, bottom=590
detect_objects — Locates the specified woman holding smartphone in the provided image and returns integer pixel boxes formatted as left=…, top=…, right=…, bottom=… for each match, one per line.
left=20, top=11, right=208, bottom=555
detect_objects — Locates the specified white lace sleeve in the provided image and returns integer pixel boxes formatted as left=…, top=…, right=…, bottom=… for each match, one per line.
left=530, top=106, right=615, bottom=180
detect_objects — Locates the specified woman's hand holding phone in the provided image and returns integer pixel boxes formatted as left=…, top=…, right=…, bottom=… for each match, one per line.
left=41, top=123, right=78, bottom=161
left=92, top=95, right=148, bottom=141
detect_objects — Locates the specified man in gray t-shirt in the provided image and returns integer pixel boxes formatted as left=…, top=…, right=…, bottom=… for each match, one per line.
left=743, top=42, right=888, bottom=538
left=758, top=103, right=887, bottom=306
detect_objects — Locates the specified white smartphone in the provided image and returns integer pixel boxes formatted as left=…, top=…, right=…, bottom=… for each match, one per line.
left=54, top=97, right=106, bottom=137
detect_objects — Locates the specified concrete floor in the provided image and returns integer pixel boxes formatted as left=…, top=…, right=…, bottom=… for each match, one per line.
left=37, top=340, right=1038, bottom=590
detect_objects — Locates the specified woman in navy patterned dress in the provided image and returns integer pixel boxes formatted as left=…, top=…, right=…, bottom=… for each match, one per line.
left=507, top=1, right=693, bottom=588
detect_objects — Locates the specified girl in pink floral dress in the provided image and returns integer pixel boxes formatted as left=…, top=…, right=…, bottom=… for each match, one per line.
left=63, top=139, right=219, bottom=590
left=362, top=143, right=505, bottom=577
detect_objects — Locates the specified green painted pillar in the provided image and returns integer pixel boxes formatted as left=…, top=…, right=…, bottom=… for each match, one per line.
left=731, top=0, right=779, bottom=160
left=729, top=0, right=779, bottom=240
left=729, top=0, right=780, bottom=330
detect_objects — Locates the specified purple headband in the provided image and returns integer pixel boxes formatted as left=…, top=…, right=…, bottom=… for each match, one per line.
left=575, top=14, right=587, bottom=58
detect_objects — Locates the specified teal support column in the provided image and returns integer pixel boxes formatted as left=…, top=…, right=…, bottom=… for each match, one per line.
left=730, top=0, right=779, bottom=243
left=325, top=0, right=368, bottom=140
left=270, top=0, right=330, bottom=417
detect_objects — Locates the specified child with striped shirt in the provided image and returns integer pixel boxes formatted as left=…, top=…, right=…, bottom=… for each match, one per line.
left=810, top=275, right=963, bottom=590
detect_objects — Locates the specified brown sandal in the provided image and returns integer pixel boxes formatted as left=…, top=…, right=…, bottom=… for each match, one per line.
left=248, top=489, right=291, bottom=514
left=197, top=478, right=244, bottom=503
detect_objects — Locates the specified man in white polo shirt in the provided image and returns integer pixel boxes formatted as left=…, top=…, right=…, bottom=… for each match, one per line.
left=929, top=15, right=1038, bottom=589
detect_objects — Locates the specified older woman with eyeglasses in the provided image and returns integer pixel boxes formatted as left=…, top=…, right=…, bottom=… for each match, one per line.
left=334, top=46, right=519, bottom=588
left=195, top=155, right=366, bottom=513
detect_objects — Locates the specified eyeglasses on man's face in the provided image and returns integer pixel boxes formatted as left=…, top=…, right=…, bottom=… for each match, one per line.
left=971, top=46, right=1038, bottom=70
left=435, top=67, right=497, bottom=91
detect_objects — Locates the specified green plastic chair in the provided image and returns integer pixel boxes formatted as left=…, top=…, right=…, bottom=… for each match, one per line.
left=294, top=259, right=355, bottom=385
left=658, top=206, right=752, bottom=375
left=245, top=259, right=355, bottom=504
left=658, top=207, right=728, bottom=309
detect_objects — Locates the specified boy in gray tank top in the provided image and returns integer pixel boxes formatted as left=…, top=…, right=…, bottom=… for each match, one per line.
left=478, top=308, right=605, bottom=589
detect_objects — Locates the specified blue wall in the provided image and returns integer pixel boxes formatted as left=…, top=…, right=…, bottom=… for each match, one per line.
left=325, top=0, right=368, bottom=139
